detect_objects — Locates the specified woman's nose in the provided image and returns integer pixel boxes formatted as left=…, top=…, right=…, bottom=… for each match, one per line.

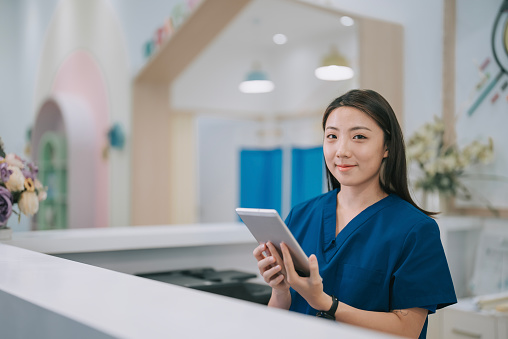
left=336, top=138, right=351, bottom=158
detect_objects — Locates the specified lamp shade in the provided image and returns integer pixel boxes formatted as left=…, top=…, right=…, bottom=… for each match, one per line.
left=239, top=64, right=274, bottom=93
left=315, top=47, right=354, bottom=81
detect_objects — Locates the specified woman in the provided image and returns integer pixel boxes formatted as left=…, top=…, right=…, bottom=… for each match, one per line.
left=253, top=89, right=456, bottom=338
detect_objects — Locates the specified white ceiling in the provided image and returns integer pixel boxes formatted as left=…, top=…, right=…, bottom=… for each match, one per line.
left=223, top=0, right=354, bottom=49
left=172, top=0, right=358, bottom=117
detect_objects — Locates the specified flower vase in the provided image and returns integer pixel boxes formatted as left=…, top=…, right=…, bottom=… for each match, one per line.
left=422, top=191, right=451, bottom=215
left=439, top=193, right=453, bottom=215
left=0, top=226, right=12, bottom=241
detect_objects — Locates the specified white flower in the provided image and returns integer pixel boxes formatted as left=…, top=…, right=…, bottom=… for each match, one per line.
left=34, top=179, right=43, bottom=190
left=456, top=153, right=468, bottom=167
left=446, top=155, right=458, bottom=169
left=5, top=166, right=25, bottom=191
left=37, top=190, right=47, bottom=202
left=19, top=191, right=39, bottom=216
left=420, top=149, right=438, bottom=163
left=407, top=144, right=423, bottom=160
left=423, top=162, right=438, bottom=176
left=5, top=153, right=24, bottom=168
left=432, top=118, right=445, bottom=133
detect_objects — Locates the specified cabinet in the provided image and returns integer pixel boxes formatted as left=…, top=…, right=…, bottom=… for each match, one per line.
left=429, top=217, right=508, bottom=339
left=443, top=302, right=508, bottom=339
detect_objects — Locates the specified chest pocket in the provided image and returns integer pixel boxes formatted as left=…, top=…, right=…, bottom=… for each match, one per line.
left=335, top=263, right=386, bottom=311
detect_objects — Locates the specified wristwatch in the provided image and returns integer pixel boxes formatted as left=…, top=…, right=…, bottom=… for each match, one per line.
left=316, top=295, right=338, bottom=320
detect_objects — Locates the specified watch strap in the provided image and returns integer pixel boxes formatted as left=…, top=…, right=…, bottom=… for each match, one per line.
left=316, top=295, right=338, bottom=320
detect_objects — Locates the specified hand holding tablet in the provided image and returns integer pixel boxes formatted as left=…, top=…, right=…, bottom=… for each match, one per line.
left=236, top=208, right=310, bottom=277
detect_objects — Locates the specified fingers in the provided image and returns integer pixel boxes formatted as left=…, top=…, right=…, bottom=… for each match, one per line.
left=253, top=243, right=269, bottom=261
left=308, top=254, right=322, bottom=284
left=266, top=242, right=286, bottom=276
left=257, top=254, right=275, bottom=272
left=280, top=242, right=297, bottom=281
left=256, top=253, right=285, bottom=286
left=263, top=264, right=285, bottom=287
left=254, top=243, right=279, bottom=280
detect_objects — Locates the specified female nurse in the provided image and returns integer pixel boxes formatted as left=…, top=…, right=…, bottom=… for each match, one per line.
left=253, top=89, right=456, bottom=339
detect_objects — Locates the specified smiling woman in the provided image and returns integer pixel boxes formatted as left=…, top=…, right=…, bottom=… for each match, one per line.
left=323, top=106, right=388, bottom=194
left=252, top=89, right=456, bottom=339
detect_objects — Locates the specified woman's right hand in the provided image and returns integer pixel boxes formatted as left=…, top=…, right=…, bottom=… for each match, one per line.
left=253, top=242, right=292, bottom=309
left=253, top=242, right=290, bottom=291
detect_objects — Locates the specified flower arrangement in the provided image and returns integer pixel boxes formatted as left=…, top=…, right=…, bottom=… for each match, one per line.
left=0, top=136, right=47, bottom=228
left=407, top=116, right=494, bottom=200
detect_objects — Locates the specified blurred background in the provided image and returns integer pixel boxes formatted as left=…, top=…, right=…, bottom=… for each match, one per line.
left=2, top=2, right=508, bottom=337
left=0, top=0, right=505, bottom=232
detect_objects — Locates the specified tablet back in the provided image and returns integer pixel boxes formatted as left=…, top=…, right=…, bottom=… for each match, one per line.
left=236, top=208, right=309, bottom=277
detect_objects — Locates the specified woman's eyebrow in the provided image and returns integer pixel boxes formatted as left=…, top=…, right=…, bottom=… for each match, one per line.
left=325, top=126, right=372, bottom=131
left=350, top=126, right=372, bottom=132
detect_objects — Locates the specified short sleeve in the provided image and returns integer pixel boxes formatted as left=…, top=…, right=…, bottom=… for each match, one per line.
left=391, top=219, right=457, bottom=312
left=284, top=209, right=294, bottom=227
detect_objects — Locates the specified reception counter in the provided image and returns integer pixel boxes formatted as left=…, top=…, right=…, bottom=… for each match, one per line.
left=2, top=223, right=261, bottom=276
left=0, top=224, right=399, bottom=338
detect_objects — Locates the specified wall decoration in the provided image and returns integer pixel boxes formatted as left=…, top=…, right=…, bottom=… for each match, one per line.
left=143, top=0, right=204, bottom=60
left=453, top=0, right=508, bottom=215
left=466, top=0, right=508, bottom=117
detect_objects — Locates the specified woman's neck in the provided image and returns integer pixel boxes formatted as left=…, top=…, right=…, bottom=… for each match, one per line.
left=337, top=183, right=388, bottom=212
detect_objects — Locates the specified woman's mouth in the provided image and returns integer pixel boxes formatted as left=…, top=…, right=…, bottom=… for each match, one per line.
left=337, top=164, right=355, bottom=172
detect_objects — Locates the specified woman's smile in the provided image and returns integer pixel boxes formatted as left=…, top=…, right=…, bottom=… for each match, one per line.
left=337, top=164, right=356, bottom=172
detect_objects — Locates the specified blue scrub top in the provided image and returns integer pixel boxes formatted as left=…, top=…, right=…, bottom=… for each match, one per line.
left=286, top=189, right=456, bottom=339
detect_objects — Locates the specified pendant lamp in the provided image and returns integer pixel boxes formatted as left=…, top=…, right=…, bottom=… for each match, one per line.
left=315, top=46, right=354, bottom=81
left=239, top=62, right=274, bottom=93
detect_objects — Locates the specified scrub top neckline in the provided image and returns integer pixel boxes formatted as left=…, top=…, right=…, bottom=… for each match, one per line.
left=322, top=189, right=397, bottom=262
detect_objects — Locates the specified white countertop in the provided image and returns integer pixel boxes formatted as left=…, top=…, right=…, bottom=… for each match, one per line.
left=1, top=216, right=489, bottom=255
left=1, top=223, right=256, bottom=254
left=0, top=243, right=397, bottom=339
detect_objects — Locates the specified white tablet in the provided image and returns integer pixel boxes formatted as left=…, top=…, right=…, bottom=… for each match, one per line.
left=236, top=208, right=310, bottom=277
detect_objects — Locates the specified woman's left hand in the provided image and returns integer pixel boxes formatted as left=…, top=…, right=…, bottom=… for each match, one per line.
left=280, top=243, right=332, bottom=311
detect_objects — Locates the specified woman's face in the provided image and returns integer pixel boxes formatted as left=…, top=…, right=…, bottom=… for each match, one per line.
left=323, top=106, right=388, bottom=191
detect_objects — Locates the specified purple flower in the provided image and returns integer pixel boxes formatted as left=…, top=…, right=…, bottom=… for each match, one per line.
left=21, top=168, right=34, bottom=181
left=0, top=186, right=13, bottom=226
left=0, top=161, right=12, bottom=183
left=27, top=162, right=38, bottom=176
left=22, top=162, right=38, bottom=181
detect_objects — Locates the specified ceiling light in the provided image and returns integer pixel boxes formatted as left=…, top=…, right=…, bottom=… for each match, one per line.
left=239, top=63, right=274, bottom=93
left=340, top=16, right=355, bottom=27
left=273, top=33, right=287, bottom=45
left=315, top=47, right=354, bottom=81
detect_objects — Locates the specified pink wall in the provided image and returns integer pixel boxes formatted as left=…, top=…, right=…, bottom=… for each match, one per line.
left=52, top=50, right=110, bottom=228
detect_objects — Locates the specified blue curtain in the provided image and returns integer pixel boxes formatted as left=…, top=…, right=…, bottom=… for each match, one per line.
left=291, top=146, right=324, bottom=207
left=239, top=149, right=282, bottom=214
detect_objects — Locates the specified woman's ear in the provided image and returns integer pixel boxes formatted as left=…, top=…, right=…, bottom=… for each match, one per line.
left=383, top=147, right=389, bottom=158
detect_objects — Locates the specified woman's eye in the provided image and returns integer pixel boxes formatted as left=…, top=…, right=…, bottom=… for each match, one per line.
left=326, top=134, right=337, bottom=139
left=353, top=135, right=366, bottom=140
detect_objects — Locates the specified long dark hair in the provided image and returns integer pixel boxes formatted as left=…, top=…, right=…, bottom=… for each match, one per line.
left=322, top=89, right=436, bottom=217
